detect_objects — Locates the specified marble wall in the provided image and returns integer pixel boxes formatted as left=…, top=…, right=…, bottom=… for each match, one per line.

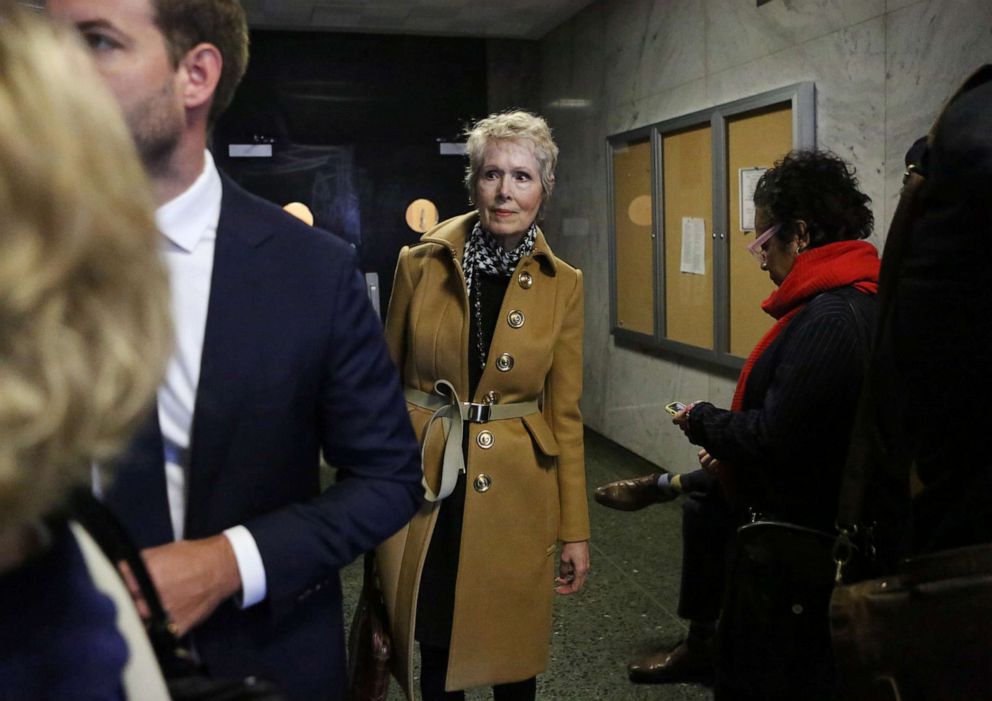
left=501, top=0, right=992, bottom=472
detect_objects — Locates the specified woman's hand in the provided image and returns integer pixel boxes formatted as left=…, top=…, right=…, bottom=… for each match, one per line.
left=672, top=402, right=696, bottom=436
left=697, top=448, right=722, bottom=476
left=555, top=540, right=590, bottom=595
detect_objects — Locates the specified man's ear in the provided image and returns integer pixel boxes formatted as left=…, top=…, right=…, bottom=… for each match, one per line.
left=180, top=43, right=223, bottom=113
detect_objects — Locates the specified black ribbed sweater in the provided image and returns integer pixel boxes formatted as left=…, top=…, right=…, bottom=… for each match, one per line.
left=686, top=287, right=877, bottom=529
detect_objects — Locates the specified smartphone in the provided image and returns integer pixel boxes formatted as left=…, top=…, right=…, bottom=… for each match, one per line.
left=664, top=401, right=687, bottom=416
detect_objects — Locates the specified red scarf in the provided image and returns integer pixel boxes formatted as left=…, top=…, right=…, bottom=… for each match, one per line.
left=730, top=240, right=880, bottom=411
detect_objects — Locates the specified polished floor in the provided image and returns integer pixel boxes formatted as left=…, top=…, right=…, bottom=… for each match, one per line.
left=340, top=428, right=713, bottom=700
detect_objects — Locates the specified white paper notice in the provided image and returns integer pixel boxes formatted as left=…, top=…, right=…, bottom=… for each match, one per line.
left=739, top=167, right=766, bottom=231
left=680, top=217, right=706, bottom=275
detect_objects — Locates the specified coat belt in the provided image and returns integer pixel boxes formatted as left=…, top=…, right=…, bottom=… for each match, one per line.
left=404, top=380, right=540, bottom=502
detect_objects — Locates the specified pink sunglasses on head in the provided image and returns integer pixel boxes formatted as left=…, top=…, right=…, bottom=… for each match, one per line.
left=746, top=224, right=780, bottom=261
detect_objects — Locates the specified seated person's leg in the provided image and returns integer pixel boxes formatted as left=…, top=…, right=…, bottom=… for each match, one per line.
left=676, top=471, right=728, bottom=623
left=594, top=471, right=682, bottom=511
left=629, top=472, right=734, bottom=684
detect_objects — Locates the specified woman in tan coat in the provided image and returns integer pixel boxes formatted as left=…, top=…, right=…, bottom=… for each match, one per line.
left=380, top=111, right=590, bottom=700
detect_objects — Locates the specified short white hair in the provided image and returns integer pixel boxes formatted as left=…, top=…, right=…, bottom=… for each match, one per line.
left=464, top=110, right=559, bottom=205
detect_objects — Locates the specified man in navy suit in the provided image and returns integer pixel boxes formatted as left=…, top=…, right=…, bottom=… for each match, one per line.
left=46, top=1, right=422, bottom=698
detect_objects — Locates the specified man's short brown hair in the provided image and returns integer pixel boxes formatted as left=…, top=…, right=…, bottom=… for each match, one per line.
left=152, top=0, right=249, bottom=127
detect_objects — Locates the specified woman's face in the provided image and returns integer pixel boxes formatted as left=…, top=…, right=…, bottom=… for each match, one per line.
left=753, top=207, right=801, bottom=286
left=475, top=138, right=544, bottom=249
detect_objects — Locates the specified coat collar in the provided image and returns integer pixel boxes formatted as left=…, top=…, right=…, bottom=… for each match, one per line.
left=418, top=211, right=559, bottom=276
left=185, top=174, right=284, bottom=535
left=216, top=174, right=276, bottom=248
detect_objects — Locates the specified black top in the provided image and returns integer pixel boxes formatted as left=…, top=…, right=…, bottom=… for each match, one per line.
left=871, top=75, right=992, bottom=554
left=687, top=287, right=877, bottom=529
left=416, top=273, right=508, bottom=646
left=0, top=521, right=128, bottom=701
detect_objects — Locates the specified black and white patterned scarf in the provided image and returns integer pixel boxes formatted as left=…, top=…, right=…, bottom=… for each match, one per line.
left=462, top=221, right=537, bottom=296
left=462, top=221, right=537, bottom=369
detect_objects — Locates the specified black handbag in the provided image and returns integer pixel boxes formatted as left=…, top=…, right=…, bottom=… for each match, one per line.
left=346, top=552, right=392, bottom=701
left=67, top=489, right=285, bottom=701
left=721, top=517, right=841, bottom=700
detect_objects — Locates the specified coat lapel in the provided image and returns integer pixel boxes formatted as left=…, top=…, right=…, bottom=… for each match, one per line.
left=475, top=229, right=558, bottom=402
left=418, top=214, right=561, bottom=403
left=184, top=178, right=273, bottom=538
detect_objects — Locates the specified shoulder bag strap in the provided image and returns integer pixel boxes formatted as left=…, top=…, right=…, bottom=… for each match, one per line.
left=66, top=488, right=197, bottom=677
left=69, top=522, right=173, bottom=701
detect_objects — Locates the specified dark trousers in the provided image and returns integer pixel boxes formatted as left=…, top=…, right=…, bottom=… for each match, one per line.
left=677, top=472, right=736, bottom=623
left=419, top=644, right=536, bottom=701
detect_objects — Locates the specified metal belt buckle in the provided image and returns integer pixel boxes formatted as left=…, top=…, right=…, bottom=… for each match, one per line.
left=465, top=402, right=492, bottom=423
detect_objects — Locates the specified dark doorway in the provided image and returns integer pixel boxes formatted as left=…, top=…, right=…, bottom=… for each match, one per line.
left=213, top=30, right=489, bottom=317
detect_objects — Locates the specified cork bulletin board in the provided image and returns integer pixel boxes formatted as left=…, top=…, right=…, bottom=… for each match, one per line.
left=662, top=123, right=713, bottom=350
left=726, top=102, right=794, bottom=358
left=608, top=83, right=815, bottom=368
left=611, top=136, right=655, bottom=336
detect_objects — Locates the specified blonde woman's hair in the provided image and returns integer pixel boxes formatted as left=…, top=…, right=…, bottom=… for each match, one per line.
left=0, top=9, right=172, bottom=536
left=464, top=110, right=559, bottom=205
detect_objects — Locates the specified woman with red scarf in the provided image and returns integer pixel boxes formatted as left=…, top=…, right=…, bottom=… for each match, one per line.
left=597, top=151, right=879, bottom=695
left=676, top=150, right=879, bottom=700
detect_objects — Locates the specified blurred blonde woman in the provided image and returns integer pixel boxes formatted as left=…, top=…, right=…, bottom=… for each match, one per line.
left=0, top=9, right=171, bottom=700
left=381, top=111, right=590, bottom=700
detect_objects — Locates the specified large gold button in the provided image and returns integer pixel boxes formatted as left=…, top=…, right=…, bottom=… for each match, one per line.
left=507, top=309, right=525, bottom=328
left=477, top=430, right=495, bottom=449
left=518, top=271, right=533, bottom=289
left=473, top=474, right=492, bottom=493
left=484, top=390, right=501, bottom=405
left=495, top=353, right=514, bottom=372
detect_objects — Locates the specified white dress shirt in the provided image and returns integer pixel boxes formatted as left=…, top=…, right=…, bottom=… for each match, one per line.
left=156, top=151, right=266, bottom=607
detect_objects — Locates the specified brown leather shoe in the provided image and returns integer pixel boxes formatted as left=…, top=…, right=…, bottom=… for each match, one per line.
left=594, top=473, right=677, bottom=511
left=628, top=639, right=713, bottom=684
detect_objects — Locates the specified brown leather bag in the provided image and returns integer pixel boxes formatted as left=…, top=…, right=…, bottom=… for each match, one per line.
left=830, top=543, right=992, bottom=701
left=347, top=553, right=392, bottom=701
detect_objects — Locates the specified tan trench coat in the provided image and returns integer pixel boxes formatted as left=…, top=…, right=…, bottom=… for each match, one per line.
left=378, top=212, right=589, bottom=695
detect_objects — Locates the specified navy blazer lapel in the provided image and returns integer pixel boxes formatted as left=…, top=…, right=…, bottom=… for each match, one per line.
left=185, top=177, right=273, bottom=537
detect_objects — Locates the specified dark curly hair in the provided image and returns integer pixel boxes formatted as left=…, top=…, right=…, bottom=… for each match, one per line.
left=753, top=149, right=874, bottom=248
